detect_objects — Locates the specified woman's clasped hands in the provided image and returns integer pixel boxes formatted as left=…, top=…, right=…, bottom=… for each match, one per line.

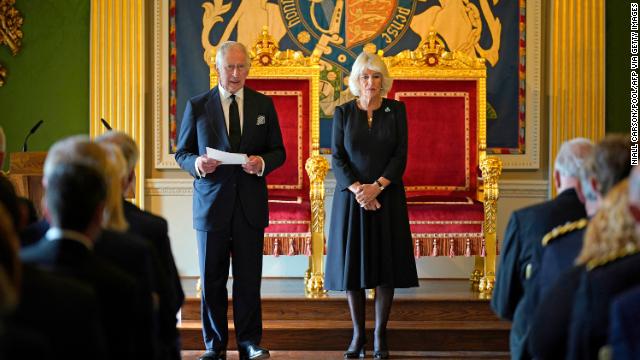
left=350, top=182, right=382, bottom=211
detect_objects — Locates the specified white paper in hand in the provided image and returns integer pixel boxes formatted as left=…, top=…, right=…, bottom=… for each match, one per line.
left=206, top=147, right=248, bottom=165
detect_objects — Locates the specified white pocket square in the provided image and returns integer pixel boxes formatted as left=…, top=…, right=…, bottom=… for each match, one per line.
left=256, top=115, right=266, bottom=125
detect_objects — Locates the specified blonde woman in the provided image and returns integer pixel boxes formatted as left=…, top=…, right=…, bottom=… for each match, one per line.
left=96, top=142, right=129, bottom=231
left=566, top=179, right=640, bottom=359
left=325, top=52, right=418, bottom=359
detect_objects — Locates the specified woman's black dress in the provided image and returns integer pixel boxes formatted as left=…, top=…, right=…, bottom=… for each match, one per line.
left=325, top=98, right=419, bottom=291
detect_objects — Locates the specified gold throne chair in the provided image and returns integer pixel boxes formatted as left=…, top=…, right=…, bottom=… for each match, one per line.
left=205, top=29, right=328, bottom=295
left=382, top=32, right=503, bottom=293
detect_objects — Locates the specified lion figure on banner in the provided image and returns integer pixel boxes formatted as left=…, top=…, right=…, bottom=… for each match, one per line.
left=201, top=0, right=287, bottom=62
left=410, top=0, right=502, bottom=66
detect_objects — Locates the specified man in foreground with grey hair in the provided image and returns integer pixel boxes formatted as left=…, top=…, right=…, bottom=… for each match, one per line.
left=491, top=137, right=594, bottom=360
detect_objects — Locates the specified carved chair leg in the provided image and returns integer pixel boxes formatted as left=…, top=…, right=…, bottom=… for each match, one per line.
left=470, top=256, right=484, bottom=290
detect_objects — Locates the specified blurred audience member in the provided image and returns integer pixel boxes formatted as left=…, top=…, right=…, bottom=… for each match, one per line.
left=21, top=160, right=138, bottom=360
left=0, top=184, right=106, bottom=360
left=98, top=131, right=184, bottom=360
left=537, top=134, right=631, bottom=298
left=606, top=165, right=640, bottom=360
left=492, top=138, right=593, bottom=360
left=566, top=179, right=640, bottom=359
left=530, top=135, right=631, bottom=359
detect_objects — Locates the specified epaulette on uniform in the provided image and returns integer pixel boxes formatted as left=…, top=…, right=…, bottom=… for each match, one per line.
left=542, top=218, right=588, bottom=247
left=587, top=243, right=640, bottom=271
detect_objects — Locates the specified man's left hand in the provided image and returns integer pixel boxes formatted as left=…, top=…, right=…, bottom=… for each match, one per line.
left=242, top=156, right=263, bottom=175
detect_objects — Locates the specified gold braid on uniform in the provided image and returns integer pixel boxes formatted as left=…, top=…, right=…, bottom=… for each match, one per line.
left=587, top=243, right=640, bottom=271
left=541, top=218, right=588, bottom=247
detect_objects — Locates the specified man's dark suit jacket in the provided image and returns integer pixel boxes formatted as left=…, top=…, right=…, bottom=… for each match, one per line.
left=491, top=188, right=586, bottom=360
left=537, top=225, right=586, bottom=299
left=123, top=199, right=184, bottom=360
left=567, top=252, right=640, bottom=360
left=95, top=229, right=158, bottom=360
left=528, top=265, right=584, bottom=359
left=7, top=264, right=107, bottom=360
left=19, top=220, right=158, bottom=359
left=174, top=86, right=286, bottom=232
left=20, top=237, right=138, bottom=360
left=609, top=284, right=640, bottom=360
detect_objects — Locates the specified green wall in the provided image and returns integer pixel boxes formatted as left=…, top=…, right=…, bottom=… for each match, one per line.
left=0, top=0, right=90, bottom=171
left=606, top=1, right=631, bottom=134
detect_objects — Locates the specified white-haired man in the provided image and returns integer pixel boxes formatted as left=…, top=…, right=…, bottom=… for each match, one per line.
left=491, top=137, right=594, bottom=360
left=175, top=41, right=285, bottom=360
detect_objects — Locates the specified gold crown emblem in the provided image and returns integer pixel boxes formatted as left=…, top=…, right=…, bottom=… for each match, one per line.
left=419, top=31, right=445, bottom=66
left=252, top=26, right=278, bottom=65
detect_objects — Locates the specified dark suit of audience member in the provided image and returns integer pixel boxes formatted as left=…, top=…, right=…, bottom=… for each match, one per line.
left=491, top=188, right=586, bottom=359
left=567, top=252, right=640, bottom=360
left=609, top=285, right=640, bottom=360
left=0, top=174, right=105, bottom=360
left=20, top=219, right=48, bottom=247
left=7, top=264, right=108, bottom=360
left=20, top=163, right=138, bottom=360
left=0, top=200, right=53, bottom=360
left=95, top=228, right=158, bottom=360
left=537, top=221, right=586, bottom=299
left=528, top=265, right=584, bottom=359
left=123, top=199, right=184, bottom=360
left=19, top=218, right=158, bottom=360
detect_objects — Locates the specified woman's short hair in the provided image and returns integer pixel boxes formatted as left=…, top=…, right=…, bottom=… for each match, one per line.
left=348, top=52, right=393, bottom=97
left=576, top=179, right=639, bottom=265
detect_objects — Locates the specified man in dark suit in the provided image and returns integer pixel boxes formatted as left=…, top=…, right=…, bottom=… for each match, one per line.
left=98, top=130, right=185, bottom=360
left=609, top=285, right=640, bottom=359
left=20, top=135, right=159, bottom=359
left=491, top=138, right=593, bottom=360
left=0, top=173, right=107, bottom=360
left=175, top=41, right=285, bottom=360
left=537, top=134, right=631, bottom=299
left=21, top=162, right=139, bottom=360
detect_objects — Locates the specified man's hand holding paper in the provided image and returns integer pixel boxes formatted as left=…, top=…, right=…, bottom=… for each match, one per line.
left=196, top=155, right=221, bottom=175
left=242, top=156, right=264, bottom=175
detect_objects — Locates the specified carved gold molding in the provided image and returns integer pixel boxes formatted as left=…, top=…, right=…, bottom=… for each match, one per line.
left=0, top=0, right=24, bottom=86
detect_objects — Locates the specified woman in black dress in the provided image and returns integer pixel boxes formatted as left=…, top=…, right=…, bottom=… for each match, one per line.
left=325, top=52, right=418, bottom=359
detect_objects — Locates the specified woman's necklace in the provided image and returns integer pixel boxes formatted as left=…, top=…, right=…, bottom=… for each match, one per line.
left=359, top=98, right=380, bottom=130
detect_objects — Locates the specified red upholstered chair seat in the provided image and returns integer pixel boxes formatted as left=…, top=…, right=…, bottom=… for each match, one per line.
left=265, top=198, right=312, bottom=256
left=406, top=195, right=485, bottom=257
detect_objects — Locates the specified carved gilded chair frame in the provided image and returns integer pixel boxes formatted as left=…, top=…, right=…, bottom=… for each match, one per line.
left=382, top=34, right=502, bottom=292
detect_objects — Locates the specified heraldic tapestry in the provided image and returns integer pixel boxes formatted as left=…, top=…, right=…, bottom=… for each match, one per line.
left=164, top=0, right=531, bottom=169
